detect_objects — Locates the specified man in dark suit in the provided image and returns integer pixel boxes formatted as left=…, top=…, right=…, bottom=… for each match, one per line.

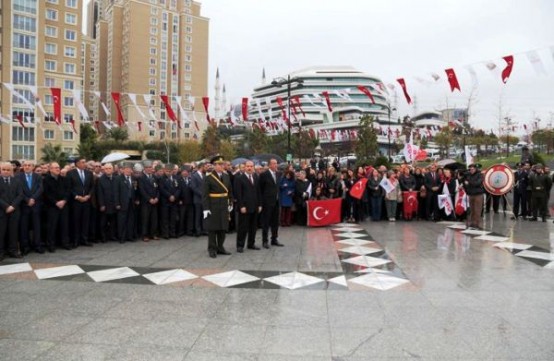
left=159, top=164, right=181, bottom=239
left=203, top=156, right=233, bottom=258
left=96, top=163, right=118, bottom=243
left=178, top=168, right=194, bottom=237
left=18, top=160, right=44, bottom=254
left=259, top=158, right=284, bottom=248
left=234, top=160, right=262, bottom=252
left=138, top=161, right=159, bottom=241
left=512, top=162, right=529, bottom=219
left=115, top=163, right=137, bottom=243
left=43, top=162, right=71, bottom=251
left=67, top=158, right=94, bottom=247
left=424, top=164, right=441, bottom=221
left=0, top=162, right=24, bottom=260
left=191, top=162, right=207, bottom=237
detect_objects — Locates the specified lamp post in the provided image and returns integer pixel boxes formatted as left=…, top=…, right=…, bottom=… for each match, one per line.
left=271, top=75, right=303, bottom=163
left=504, top=117, right=511, bottom=158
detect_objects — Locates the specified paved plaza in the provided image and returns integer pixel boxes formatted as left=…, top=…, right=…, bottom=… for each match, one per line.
left=1, top=212, right=553, bottom=360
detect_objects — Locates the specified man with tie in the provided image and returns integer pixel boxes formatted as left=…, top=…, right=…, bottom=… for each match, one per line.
left=424, top=164, right=441, bottom=221
left=512, top=162, right=529, bottom=220
left=178, top=167, right=194, bottom=237
left=138, top=160, right=159, bottom=241
left=43, top=162, right=71, bottom=251
left=159, top=164, right=181, bottom=239
left=0, top=162, right=24, bottom=260
left=67, top=158, right=94, bottom=247
left=115, top=163, right=137, bottom=243
left=203, top=156, right=233, bottom=258
left=18, top=160, right=44, bottom=254
left=234, top=160, right=262, bottom=253
left=259, top=158, right=284, bottom=248
left=191, top=161, right=207, bottom=237
left=96, top=163, right=118, bottom=243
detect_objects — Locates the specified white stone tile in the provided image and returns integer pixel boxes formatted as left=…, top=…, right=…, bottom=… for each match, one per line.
left=461, top=229, right=491, bottom=236
left=544, top=262, right=554, bottom=269
left=334, top=222, right=359, bottom=227
left=34, top=265, right=85, bottom=280
left=143, top=269, right=197, bottom=285
left=332, top=227, right=364, bottom=232
left=349, top=273, right=410, bottom=290
left=202, top=270, right=259, bottom=287
left=448, top=224, right=469, bottom=230
left=516, top=250, right=554, bottom=262
left=439, top=221, right=465, bottom=225
left=493, top=242, right=533, bottom=251
left=0, top=263, right=32, bottom=275
left=328, top=275, right=348, bottom=287
left=337, top=246, right=382, bottom=255
left=354, top=268, right=396, bottom=275
left=474, top=235, right=509, bottom=242
left=341, top=255, right=391, bottom=268
left=87, top=267, right=140, bottom=282
left=336, top=239, right=375, bottom=246
left=264, top=272, right=325, bottom=290
left=335, top=232, right=367, bottom=239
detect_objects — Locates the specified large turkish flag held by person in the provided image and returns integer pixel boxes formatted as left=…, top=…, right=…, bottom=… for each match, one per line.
left=349, top=178, right=368, bottom=200
left=307, top=198, right=342, bottom=227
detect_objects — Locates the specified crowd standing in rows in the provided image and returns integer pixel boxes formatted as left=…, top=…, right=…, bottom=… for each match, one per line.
left=0, top=152, right=552, bottom=259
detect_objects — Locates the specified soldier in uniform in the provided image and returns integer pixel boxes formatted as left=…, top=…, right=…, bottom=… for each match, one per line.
left=511, top=162, right=529, bottom=220
left=203, top=156, right=233, bottom=258
left=529, top=164, right=552, bottom=222
left=159, top=164, right=181, bottom=239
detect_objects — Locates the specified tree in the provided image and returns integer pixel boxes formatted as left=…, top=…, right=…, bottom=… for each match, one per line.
left=292, top=128, right=319, bottom=160
left=201, top=125, right=221, bottom=157
left=355, top=115, right=378, bottom=163
left=433, top=128, right=453, bottom=157
left=105, top=127, right=129, bottom=142
left=78, top=123, right=100, bottom=160
left=178, top=140, right=203, bottom=162
left=531, top=129, right=554, bottom=154
left=219, top=139, right=236, bottom=161
left=239, top=127, right=269, bottom=156
left=41, top=143, right=67, bottom=166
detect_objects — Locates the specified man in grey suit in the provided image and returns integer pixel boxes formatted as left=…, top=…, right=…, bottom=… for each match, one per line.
left=190, top=162, right=207, bottom=237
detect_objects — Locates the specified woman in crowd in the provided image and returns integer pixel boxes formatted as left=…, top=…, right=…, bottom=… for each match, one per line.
left=384, top=170, right=401, bottom=222
left=368, top=169, right=384, bottom=222
left=310, top=186, right=327, bottom=201
left=294, top=171, right=311, bottom=226
left=343, top=169, right=356, bottom=223
left=440, top=168, right=458, bottom=220
left=414, top=167, right=426, bottom=220
left=279, top=170, right=296, bottom=227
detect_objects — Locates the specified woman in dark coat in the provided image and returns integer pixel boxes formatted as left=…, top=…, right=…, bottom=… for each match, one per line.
left=294, top=171, right=311, bottom=226
left=368, top=169, right=384, bottom=221
left=279, top=171, right=295, bottom=226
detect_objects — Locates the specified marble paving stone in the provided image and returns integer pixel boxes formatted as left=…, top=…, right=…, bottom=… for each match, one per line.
left=143, top=269, right=198, bottom=285
left=544, top=262, right=554, bottom=269
left=335, top=238, right=375, bottom=246
left=331, top=227, right=364, bottom=232
left=447, top=224, right=468, bottom=230
left=334, top=232, right=368, bottom=238
left=262, top=326, right=331, bottom=357
left=493, top=242, right=533, bottom=251
left=328, top=275, right=348, bottom=287
left=185, top=351, right=258, bottom=361
left=474, top=235, right=510, bottom=242
left=439, top=221, right=465, bottom=225
left=515, top=250, right=554, bottom=261
left=192, top=324, right=266, bottom=354
left=87, top=267, right=140, bottom=282
left=337, top=245, right=382, bottom=255
left=342, top=255, right=391, bottom=268
left=264, top=271, right=325, bottom=290
left=10, top=314, right=95, bottom=342
left=38, top=343, right=118, bottom=361
left=67, top=317, right=139, bottom=345
left=109, top=345, right=189, bottom=361
left=129, top=319, right=205, bottom=349
left=0, top=263, right=32, bottom=275
left=349, top=273, right=410, bottom=290
left=0, top=339, right=56, bottom=361
left=461, top=229, right=491, bottom=236
left=34, top=265, right=85, bottom=280
left=202, top=270, right=259, bottom=287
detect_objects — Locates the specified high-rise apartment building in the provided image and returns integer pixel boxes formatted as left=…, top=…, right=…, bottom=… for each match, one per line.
left=0, top=0, right=83, bottom=161
left=92, top=0, right=209, bottom=141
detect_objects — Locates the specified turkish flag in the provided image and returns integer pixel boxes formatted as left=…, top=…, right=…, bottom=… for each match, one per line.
left=415, top=149, right=428, bottom=160
left=241, top=97, right=249, bottom=121
left=402, top=191, right=418, bottom=220
left=501, top=55, right=514, bottom=83
left=349, top=178, right=368, bottom=200
left=307, top=198, right=342, bottom=227
left=202, top=96, right=210, bottom=121
left=445, top=68, right=461, bottom=92
left=356, top=85, right=375, bottom=104
left=322, top=91, right=333, bottom=112
left=160, top=95, right=178, bottom=123
left=50, top=87, right=62, bottom=125
left=396, top=78, right=412, bottom=104
left=111, top=92, right=125, bottom=126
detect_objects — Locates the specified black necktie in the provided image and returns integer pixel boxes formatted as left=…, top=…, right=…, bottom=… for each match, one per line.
left=3, top=178, right=8, bottom=184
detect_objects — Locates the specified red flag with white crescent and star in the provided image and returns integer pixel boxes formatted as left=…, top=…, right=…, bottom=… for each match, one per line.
left=396, top=78, right=412, bottom=104
left=307, top=198, right=342, bottom=227
left=160, top=95, right=178, bottom=124
left=321, top=91, right=333, bottom=112
left=111, top=92, right=125, bottom=127
left=501, top=55, right=514, bottom=83
left=202, top=97, right=210, bottom=121
left=241, top=97, right=249, bottom=121
left=356, top=85, right=375, bottom=104
left=350, top=177, right=368, bottom=200
left=445, top=68, right=461, bottom=92
left=50, top=87, right=62, bottom=125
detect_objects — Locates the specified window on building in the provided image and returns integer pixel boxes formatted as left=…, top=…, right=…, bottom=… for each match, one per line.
left=13, top=33, right=36, bottom=50
left=44, top=129, right=55, bottom=140
left=64, top=80, right=74, bottom=89
left=65, top=29, right=76, bottom=41
left=64, top=97, right=74, bottom=107
left=13, top=14, right=37, bottom=32
left=150, top=36, right=157, bottom=45
left=45, top=60, right=56, bottom=72
left=12, top=145, right=35, bottom=160
left=185, top=35, right=192, bottom=43
left=63, top=114, right=72, bottom=123
left=149, top=78, right=156, bottom=86
left=150, top=48, right=157, bottom=55
left=63, top=131, right=74, bottom=140
left=12, top=70, right=36, bottom=85
left=13, top=52, right=36, bottom=68
left=185, top=64, right=192, bottom=72
left=44, top=94, right=53, bottom=105
left=46, top=9, right=58, bottom=21
left=45, top=77, right=55, bottom=87
left=150, top=27, right=158, bottom=35
left=149, top=68, right=156, bottom=76
left=65, top=0, right=77, bottom=8
left=45, top=26, right=57, bottom=37
left=64, top=63, right=76, bottom=74
left=150, top=57, right=157, bottom=65
left=65, top=13, right=77, bottom=25
left=64, top=46, right=76, bottom=58
left=185, top=26, right=192, bottom=33
left=45, top=43, right=57, bottom=54
left=12, top=127, right=35, bottom=142
left=14, top=0, right=38, bottom=14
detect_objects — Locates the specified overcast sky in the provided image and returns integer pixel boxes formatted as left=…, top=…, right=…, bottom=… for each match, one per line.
left=84, top=0, right=554, bottom=134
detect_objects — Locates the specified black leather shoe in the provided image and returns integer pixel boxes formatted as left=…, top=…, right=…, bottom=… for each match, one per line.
left=217, top=249, right=231, bottom=255
left=247, top=246, right=261, bottom=250
left=209, top=251, right=217, bottom=258
left=262, top=242, right=269, bottom=249
left=237, top=248, right=244, bottom=253
left=271, top=241, right=284, bottom=247
left=8, top=253, right=23, bottom=259
left=21, top=248, right=30, bottom=256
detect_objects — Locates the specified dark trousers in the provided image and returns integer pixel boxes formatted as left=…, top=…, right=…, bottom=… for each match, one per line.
left=261, top=201, right=279, bottom=243
left=236, top=211, right=258, bottom=248
left=280, top=207, right=292, bottom=226
left=370, top=196, right=382, bottom=221
left=117, top=201, right=136, bottom=242
left=193, top=203, right=204, bottom=235
left=89, top=207, right=98, bottom=242
left=160, top=203, right=178, bottom=238
left=0, top=210, right=20, bottom=256
left=208, top=230, right=226, bottom=253
left=100, top=212, right=117, bottom=241
left=46, top=206, right=69, bottom=249
left=513, top=190, right=527, bottom=217
left=20, top=204, right=42, bottom=251
left=72, top=201, right=91, bottom=246
left=141, top=202, right=158, bottom=238
left=178, top=204, right=194, bottom=236
left=426, top=192, right=439, bottom=220
left=531, top=195, right=547, bottom=219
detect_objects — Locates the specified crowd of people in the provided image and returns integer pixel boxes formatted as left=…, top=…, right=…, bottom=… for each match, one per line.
left=0, top=152, right=552, bottom=259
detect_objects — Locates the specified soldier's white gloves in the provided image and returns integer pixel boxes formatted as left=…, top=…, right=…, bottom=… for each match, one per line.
left=228, top=205, right=233, bottom=212
left=203, top=210, right=211, bottom=219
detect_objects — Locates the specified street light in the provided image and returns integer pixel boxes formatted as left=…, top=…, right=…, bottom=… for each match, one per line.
left=271, top=75, right=304, bottom=163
